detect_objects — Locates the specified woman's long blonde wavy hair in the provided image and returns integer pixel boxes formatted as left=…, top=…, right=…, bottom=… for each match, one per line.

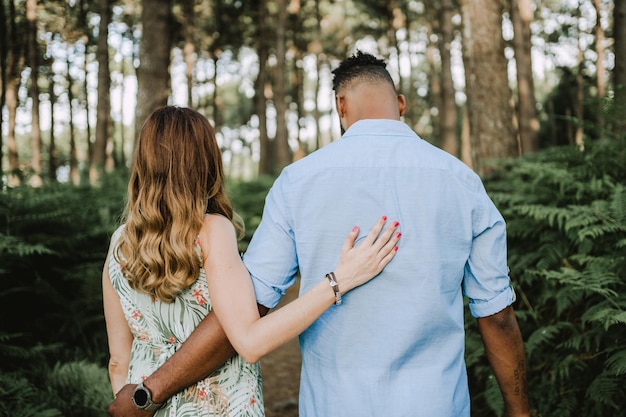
left=114, top=106, right=243, bottom=302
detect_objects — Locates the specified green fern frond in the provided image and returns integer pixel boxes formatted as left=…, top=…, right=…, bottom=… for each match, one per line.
left=582, top=300, right=626, bottom=330
left=46, top=360, right=113, bottom=417
left=0, top=233, right=56, bottom=256
left=541, top=268, right=619, bottom=299
left=554, top=353, right=588, bottom=383
left=526, top=322, right=577, bottom=358
left=586, top=372, right=620, bottom=408
left=554, top=287, right=586, bottom=316
left=605, top=350, right=626, bottom=376
left=609, top=185, right=626, bottom=223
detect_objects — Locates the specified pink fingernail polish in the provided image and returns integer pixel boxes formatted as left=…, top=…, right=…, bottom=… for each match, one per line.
left=396, top=232, right=402, bottom=238
left=394, top=246, right=399, bottom=251
left=353, top=226, right=359, bottom=232
left=393, top=221, right=399, bottom=227
left=382, top=215, right=387, bottom=221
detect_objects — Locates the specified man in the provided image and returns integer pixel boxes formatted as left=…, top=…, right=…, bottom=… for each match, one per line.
left=108, top=50, right=530, bottom=417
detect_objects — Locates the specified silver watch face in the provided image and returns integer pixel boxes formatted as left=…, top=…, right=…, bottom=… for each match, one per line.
left=133, top=386, right=149, bottom=408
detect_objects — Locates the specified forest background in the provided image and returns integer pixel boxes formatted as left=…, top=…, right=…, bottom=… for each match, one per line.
left=1, top=0, right=625, bottom=416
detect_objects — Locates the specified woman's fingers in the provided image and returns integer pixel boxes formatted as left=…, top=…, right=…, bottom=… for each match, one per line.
left=372, top=220, right=400, bottom=250
left=341, top=225, right=361, bottom=255
left=377, top=228, right=401, bottom=268
left=361, top=215, right=389, bottom=246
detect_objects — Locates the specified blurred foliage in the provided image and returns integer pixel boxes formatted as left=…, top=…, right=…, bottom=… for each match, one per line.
left=467, top=138, right=626, bottom=417
left=0, top=171, right=273, bottom=414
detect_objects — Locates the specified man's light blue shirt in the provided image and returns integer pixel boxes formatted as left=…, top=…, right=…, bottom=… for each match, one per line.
left=243, top=119, right=515, bottom=417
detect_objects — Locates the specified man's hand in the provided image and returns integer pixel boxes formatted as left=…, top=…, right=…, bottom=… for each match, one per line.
left=108, top=384, right=156, bottom=417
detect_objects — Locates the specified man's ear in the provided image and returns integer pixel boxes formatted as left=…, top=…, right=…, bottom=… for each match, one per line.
left=397, top=94, right=407, bottom=117
left=336, top=95, right=346, bottom=118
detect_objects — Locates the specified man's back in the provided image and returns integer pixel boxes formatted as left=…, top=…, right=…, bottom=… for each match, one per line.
left=244, top=119, right=514, bottom=417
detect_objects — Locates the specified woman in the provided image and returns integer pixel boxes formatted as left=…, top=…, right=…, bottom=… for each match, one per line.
left=102, top=106, right=400, bottom=416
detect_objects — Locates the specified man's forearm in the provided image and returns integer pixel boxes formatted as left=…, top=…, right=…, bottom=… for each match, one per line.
left=108, top=304, right=269, bottom=417
left=477, top=305, right=531, bottom=417
left=107, top=312, right=235, bottom=417
left=145, top=311, right=237, bottom=403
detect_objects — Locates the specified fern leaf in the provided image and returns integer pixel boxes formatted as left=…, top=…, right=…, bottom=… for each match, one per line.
left=605, top=350, right=626, bottom=376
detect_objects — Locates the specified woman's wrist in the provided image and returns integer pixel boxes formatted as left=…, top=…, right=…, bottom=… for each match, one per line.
left=325, top=272, right=342, bottom=305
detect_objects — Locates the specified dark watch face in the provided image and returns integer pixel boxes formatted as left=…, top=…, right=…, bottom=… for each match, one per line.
left=134, top=388, right=148, bottom=406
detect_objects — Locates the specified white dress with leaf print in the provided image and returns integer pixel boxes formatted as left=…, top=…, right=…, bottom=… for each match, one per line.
left=108, top=226, right=265, bottom=417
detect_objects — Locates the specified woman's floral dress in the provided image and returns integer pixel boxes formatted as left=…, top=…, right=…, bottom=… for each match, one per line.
left=108, top=226, right=265, bottom=417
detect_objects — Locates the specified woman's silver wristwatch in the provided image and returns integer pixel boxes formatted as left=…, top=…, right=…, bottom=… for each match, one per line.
left=132, top=381, right=165, bottom=411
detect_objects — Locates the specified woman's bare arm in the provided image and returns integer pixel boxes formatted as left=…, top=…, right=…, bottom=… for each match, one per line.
left=201, top=215, right=400, bottom=364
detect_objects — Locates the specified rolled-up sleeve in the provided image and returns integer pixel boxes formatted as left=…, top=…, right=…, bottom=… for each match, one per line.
left=463, top=195, right=516, bottom=318
left=242, top=174, right=299, bottom=309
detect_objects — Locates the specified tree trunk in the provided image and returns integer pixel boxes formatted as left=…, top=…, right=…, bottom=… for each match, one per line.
left=27, top=0, right=42, bottom=187
left=82, top=36, right=92, bottom=165
left=135, top=0, right=172, bottom=147
left=510, top=0, right=538, bottom=154
left=182, top=0, right=195, bottom=107
left=575, top=4, right=585, bottom=150
left=386, top=0, right=402, bottom=93
left=461, top=105, right=472, bottom=169
left=67, top=55, right=80, bottom=185
left=400, top=2, right=416, bottom=130
left=593, top=0, right=606, bottom=134
left=118, top=33, right=128, bottom=167
left=255, top=0, right=271, bottom=175
left=0, top=0, right=6, bottom=176
left=91, top=0, right=112, bottom=184
left=459, top=0, right=517, bottom=176
left=274, top=0, right=290, bottom=172
left=613, top=0, right=626, bottom=135
left=6, top=0, right=23, bottom=186
left=291, top=48, right=306, bottom=162
left=312, top=0, right=323, bottom=150
left=438, top=0, right=458, bottom=157
left=48, top=69, right=57, bottom=182
left=427, top=22, right=442, bottom=145
left=211, top=57, right=221, bottom=129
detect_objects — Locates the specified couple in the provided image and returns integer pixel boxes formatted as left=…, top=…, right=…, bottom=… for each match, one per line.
left=103, top=51, right=531, bottom=417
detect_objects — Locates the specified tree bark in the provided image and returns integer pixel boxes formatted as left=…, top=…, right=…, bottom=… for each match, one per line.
left=255, top=1, right=271, bottom=176
left=386, top=0, right=402, bottom=93
left=82, top=36, right=92, bottom=165
left=613, top=0, right=626, bottom=134
left=438, top=0, right=459, bottom=157
left=427, top=22, right=442, bottom=145
left=48, top=69, right=57, bottom=182
left=0, top=0, right=6, bottom=176
left=575, top=4, right=585, bottom=150
left=135, top=0, right=172, bottom=147
left=274, top=0, right=290, bottom=172
left=593, top=0, right=606, bottom=133
left=6, top=0, right=23, bottom=187
left=182, top=0, right=195, bottom=107
left=511, top=0, right=539, bottom=153
left=459, top=0, right=517, bottom=176
left=312, top=0, right=323, bottom=151
left=67, top=55, right=80, bottom=185
left=90, top=0, right=112, bottom=184
left=27, top=0, right=42, bottom=186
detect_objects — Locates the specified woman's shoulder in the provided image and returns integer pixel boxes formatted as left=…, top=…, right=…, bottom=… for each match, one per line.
left=202, top=213, right=234, bottom=228
left=200, top=214, right=238, bottom=245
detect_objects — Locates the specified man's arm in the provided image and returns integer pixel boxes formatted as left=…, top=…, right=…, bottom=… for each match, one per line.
left=107, top=304, right=269, bottom=417
left=477, top=305, right=531, bottom=417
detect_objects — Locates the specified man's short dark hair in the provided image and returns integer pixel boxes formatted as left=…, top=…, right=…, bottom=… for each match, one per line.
left=331, top=50, right=396, bottom=93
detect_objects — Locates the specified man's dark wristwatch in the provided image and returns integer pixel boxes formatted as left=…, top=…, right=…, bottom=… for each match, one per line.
left=132, top=381, right=164, bottom=411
